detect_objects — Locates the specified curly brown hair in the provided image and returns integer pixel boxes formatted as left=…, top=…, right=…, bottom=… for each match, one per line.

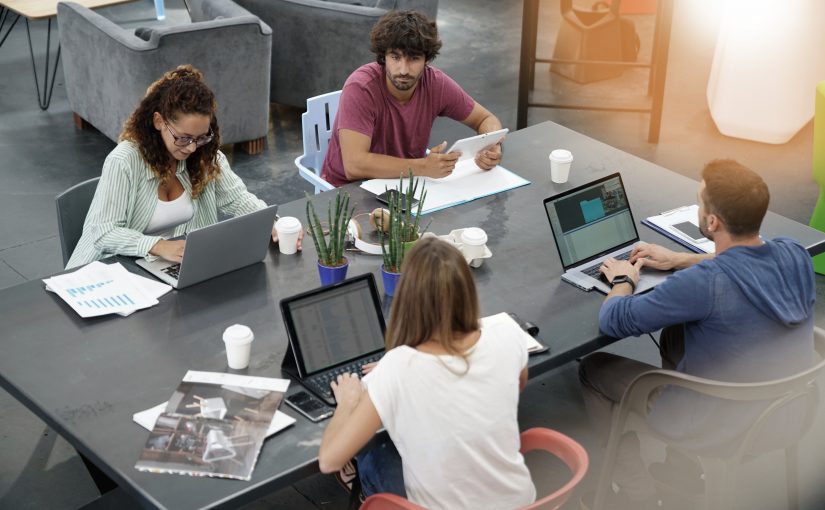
left=119, top=65, right=221, bottom=199
left=370, top=10, right=441, bottom=65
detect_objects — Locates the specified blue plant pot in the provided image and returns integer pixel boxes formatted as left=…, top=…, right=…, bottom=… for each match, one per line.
left=381, top=265, right=401, bottom=296
left=317, top=258, right=348, bottom=286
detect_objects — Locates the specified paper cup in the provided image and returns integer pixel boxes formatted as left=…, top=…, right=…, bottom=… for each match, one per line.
left=549, top=149, right=574, bottom=184
left=275, top=216, right=302, bottom=255
left=460, top=227, right=488, bottom=261
left=223, top=324, right=254, bottom=369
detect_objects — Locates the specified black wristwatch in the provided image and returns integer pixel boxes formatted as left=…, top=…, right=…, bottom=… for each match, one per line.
left=610, top=274, right=636, bottom=293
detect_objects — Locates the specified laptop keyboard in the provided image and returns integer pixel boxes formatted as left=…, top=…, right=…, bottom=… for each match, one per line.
left=305, top=353, right=384, bottom=403
left=581, top=250, right=631, bottom=278
left=162, top=263, right=181, bottom=279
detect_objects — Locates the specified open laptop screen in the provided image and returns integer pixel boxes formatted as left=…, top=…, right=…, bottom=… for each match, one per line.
left=282, top=275, right=386, bottom=376
left=544, top=173, right=639, bottom=269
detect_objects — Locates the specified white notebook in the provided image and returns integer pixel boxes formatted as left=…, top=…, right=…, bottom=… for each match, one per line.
left=360, top=162, right=529, bottom=214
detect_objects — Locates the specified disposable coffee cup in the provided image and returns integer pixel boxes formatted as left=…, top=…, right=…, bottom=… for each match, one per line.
left=549, top=149, right=574, bottom=184
left=275, top=216, right=302, bottom=255
left=223, top=324, right=254, bottom=369
left=460, top=227, right=488, bottom=263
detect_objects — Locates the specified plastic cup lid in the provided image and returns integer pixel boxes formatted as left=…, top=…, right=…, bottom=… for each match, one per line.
left=275, top=216, right=302, bottom=234
left=223, top=324, right=253, bottom=345
left=549, top=149, right=574, bottom=163
left=461, top=227, right=488, bottom=246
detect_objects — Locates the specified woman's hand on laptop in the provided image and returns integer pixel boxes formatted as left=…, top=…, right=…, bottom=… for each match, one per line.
left=149, top=239, right=185, bottom=262
left=330, top=373, right=364, bottom=412
left=361, top=362, right=377, bottom=375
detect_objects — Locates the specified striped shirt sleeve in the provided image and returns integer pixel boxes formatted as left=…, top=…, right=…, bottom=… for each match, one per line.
left=66, top=150, right=162, bottom=268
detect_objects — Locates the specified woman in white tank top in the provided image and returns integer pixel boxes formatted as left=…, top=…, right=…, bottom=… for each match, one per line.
left=319, top=238, right=535, bottom=510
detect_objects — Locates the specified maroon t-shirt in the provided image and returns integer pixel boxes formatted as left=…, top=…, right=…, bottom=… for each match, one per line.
left=321, top=62, right=475, bottom=187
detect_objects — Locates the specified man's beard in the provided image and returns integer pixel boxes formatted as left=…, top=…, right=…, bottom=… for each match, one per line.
left=699, top=214, right=713, bottom=241
left=389, top=73, right=417, bottom=91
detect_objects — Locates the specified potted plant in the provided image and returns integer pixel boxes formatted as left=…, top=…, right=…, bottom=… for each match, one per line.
left=377, top=171, right=428, bottom=296
left=306, top=190, right=354, bottom=286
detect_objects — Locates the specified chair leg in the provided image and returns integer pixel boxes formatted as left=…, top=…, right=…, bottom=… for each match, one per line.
left=786, top=445, right=799, bottom=510
left=73, top=112, right=91, bottom=130
left=237, top=137, right=265, bottom=155
left=698, top=457, right=733, bottom=510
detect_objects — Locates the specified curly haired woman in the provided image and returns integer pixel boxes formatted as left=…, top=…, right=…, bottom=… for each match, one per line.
left=67, top=65, right=298, bottom=269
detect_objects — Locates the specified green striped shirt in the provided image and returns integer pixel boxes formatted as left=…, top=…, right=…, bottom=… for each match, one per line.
left=67, top=141, right=267, bottom=269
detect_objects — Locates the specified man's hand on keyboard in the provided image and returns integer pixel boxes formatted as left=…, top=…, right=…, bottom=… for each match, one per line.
left=630, top=242, right=678, bottom=270
left=330, top=373, right=363, bottom=412
left=599, top=257, right=642, bottom=285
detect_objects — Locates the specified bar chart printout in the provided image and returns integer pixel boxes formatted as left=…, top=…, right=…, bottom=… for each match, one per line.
left=43, top=262, right=159, bottom=317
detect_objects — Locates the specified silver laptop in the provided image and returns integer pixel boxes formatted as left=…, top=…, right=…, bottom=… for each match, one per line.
left=136, top=205, right=278, bottom=289
left=543, top=173, right=669, bottom=294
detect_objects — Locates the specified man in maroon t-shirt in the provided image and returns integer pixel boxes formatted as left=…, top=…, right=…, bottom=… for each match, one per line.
left=320, top=10, right=504, bottom=187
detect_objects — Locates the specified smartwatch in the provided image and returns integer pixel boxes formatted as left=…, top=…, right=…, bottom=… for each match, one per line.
left=610, top=274, right=636, bottom=293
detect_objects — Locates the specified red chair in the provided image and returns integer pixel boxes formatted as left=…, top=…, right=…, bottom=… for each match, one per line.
left=360, top=427, right=589, bottom=510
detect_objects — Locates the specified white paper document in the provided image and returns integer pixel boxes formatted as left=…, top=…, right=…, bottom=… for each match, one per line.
left=44, top=261, right=170, bottom=318
left=360, top=162, right=530, bottom=214
left=642, top=205, right=715, bottom=254
left=481, top=312, right=545, bottom=354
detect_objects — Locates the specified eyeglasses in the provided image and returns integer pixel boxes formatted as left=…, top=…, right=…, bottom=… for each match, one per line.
left=163, top=121, right=214, bottom=148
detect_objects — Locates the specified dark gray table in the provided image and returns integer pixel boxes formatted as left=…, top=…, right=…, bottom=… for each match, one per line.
left=2, top=121, right=823, bottom=510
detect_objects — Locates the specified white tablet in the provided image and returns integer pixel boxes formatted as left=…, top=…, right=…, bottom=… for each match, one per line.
left=446, top=128, right=509, bottom=163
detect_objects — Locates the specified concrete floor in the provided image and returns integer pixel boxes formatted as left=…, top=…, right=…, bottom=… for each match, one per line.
left=2, top=0, right=825, bottom=508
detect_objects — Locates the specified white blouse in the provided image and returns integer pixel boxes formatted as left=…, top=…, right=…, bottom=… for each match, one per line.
left=144, top=192, right=195, bottom=237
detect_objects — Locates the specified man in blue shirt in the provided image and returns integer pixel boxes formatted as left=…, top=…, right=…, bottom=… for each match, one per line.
left=579, top=159, right=815, bottom=508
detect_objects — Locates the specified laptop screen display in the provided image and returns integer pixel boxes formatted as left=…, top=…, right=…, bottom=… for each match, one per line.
left=544, top=174, right=638, bottom=268
left=284, top=276, right=385, bottom=375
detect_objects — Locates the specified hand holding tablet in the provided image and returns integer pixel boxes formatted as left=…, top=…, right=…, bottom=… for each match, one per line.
left=445, top=128, right=508, bottom=165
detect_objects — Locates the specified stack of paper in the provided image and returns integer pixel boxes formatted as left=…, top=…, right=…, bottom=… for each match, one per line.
left=44, top=261, right=171, bottom=317
left=480, top=312, right=546, bottom=354
left=134, top=371, right=293, bottom=481
left=360, top=162, right=530, bottom=214
left=641, top=205, right=716, bottom=254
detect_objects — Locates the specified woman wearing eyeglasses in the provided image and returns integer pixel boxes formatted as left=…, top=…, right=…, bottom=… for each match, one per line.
left=66, top=65, right=296, bottom=269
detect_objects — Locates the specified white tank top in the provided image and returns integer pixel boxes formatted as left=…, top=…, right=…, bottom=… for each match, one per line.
left=144, top=192, right=194, bottom=237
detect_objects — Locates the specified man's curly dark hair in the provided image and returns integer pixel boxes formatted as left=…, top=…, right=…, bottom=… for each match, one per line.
left=370, top=10, right=441, bottom=65
left=119, top=65, right=221, bottom=199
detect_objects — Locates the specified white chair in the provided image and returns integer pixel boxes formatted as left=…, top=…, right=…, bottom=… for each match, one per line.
left=294, top=90, right=340, bottom=194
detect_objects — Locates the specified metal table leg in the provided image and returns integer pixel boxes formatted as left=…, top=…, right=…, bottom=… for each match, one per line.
left=0, top=7, right=21, bottom=48
left=24, top=17, right=61, bottom=110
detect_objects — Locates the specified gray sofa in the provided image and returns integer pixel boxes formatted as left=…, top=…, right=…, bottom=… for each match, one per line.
left=57, top=0, right=272, bottom=153
left=234, top=0, right=438, bottom=108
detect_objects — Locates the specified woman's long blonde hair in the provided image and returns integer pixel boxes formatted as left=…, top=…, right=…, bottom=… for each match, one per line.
left=385, top=237, right=479, bottom=357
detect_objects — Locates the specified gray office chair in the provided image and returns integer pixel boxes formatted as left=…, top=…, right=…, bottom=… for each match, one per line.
left=55, top=177, right=99, bottom=266
left=593, top=327, right=825, bottom=510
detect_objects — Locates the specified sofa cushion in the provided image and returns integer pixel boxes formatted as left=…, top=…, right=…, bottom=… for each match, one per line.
left=200, top=0, right=255, bottom=20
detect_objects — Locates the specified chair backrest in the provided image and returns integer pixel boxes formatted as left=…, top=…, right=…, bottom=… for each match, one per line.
left=593, top=327, right=825, bottom=510
left=55, top=177, right=99, bottom=266
left=359, top=427, right=589, bottom=510
left=294, top=90, right=340, bottom=194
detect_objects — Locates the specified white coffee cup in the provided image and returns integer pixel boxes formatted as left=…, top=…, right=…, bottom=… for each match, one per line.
left=223, top=324, right=254, bottom=369
left=460, top=227, right=488, bottom=263
left=549, top=149, right=574, bottom=184
left=275, top=216, right=302, bottom=255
